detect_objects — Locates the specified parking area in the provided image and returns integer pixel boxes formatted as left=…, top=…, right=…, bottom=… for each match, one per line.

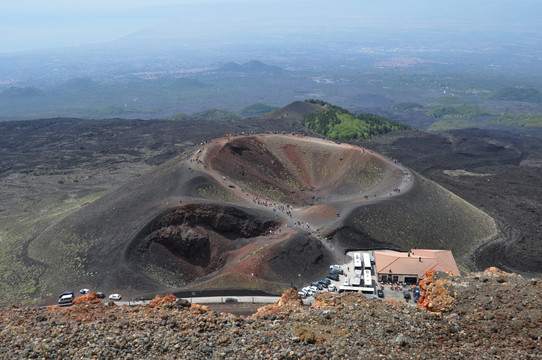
left=378, top=283, right=419, bottom=304
left=299, top=251, right=377, bottom=300
left=300, top=250, right=420, bottom=305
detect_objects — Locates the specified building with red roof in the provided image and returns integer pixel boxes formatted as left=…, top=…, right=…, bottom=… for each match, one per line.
left=374, top=249, right=460, bottom=285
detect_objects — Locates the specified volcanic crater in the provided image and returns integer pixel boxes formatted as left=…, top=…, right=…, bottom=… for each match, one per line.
left=27, top=133, right=498, bottom=301
left=120, top=134, right=413, bottom=293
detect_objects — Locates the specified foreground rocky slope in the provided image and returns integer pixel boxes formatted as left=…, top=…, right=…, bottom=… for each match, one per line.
left=1, top=269, right=540, bottom=359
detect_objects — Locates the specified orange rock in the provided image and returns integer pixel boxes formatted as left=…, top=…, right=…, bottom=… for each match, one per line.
left=73, top=292, right=101, bottom=305
left=190, top=303, right=211, bottom=314
left=276, top=288, right=304, bottom=307
left=417, top=271, right=456, bottom=313
left=312, top=292, right=342, bottom=308
left=149, top=294, right=177, bottom=308
left=253, top=288, right=304, bottom=318
left=484, top=267, right=517, bottom=276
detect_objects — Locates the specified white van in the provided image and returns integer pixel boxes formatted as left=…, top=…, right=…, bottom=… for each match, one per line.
left=343, top=277, right=350, bottom=286
left=58, top=294, right=74, bottom=305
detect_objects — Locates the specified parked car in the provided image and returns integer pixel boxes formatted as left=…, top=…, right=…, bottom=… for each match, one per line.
left=377, top=289, right=384, bottom=298
left=109, top=293, right=122, bottom=301
left=317, top=279, right=330, bottom=288
left=327, top=272, right=339, bottom=281
left=403, top=290, right=411, bottom=300
left=58, top=292, right=74, bottom=305
left=225, top=298, right=238, bottom=303
left=79, top=288, right=90, bottom=294
left=316, top=283, right=324, bottom=290
left=59, top=291, right=74, bottom=298
left=413, top=287, right=421, bottom=301
left=329, top=267, right=344, bottom=275
left=96, top=292, right=106, bottom=299
left=328, top=284, right=336, bottom=292
left=298, top=291, right=307, bottom=299
left=343, top=277, right=350, bottom=286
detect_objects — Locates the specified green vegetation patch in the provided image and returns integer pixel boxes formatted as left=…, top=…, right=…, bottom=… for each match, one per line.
left=392, top=102, right=423, bottom=111
left=241, top=103, right=278, bottom=116
left=303, top=99, right=411, bottom=140
left=489, top=113, right=542, bottom=127
left=425, top=105, right=490, bottom=120
left=427, top=96, right=476, bottom=106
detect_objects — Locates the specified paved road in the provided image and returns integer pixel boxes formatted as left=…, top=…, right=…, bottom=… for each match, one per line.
left=112, top=295, right=282, bottom=307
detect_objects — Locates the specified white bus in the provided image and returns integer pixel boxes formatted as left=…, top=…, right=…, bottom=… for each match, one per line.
left=359, top=287, right=374, bottom=295
left=363, top=269, right=372, bottom=287
left=338, top=285, right=359, bottom=293
left=352, top=269, right=362, bottom=287
left=362, top=252, right=371, bottom=270
left=338, top=286, right=374, bottom=295
left=354, top=253, right=362, bottom=269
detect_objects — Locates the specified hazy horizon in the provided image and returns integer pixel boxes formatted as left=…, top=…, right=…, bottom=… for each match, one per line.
left=2, top=0, right=542, bottom=121
left=2, top=0, right=542, bottom=53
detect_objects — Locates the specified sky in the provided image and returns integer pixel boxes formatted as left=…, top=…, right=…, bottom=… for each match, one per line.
left=1, top=0, right=542, bottom=53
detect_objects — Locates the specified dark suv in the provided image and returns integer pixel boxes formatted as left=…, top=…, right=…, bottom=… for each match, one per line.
left=329, top=268, right=344, bottom=275
left=318, top=278, right=331, bottom=287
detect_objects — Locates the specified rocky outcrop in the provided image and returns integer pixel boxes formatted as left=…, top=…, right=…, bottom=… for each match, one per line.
left=1, top=271, right=541, bottom=358
left=252, top=288, right=304, bottom=318
left=72, top=292, right=101, bottom=305
left=417, top=270, right=457, bottom=313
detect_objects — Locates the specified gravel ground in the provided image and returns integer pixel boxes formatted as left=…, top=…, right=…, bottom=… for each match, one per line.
left=1, top=269, right=540, bottom=359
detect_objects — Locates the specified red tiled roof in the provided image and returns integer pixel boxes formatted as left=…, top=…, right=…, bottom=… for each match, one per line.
left=374, top=249, right=460, bottom=278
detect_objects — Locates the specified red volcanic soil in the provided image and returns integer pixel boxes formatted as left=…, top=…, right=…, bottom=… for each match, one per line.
left=202, top=134, right=406, bottom=206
